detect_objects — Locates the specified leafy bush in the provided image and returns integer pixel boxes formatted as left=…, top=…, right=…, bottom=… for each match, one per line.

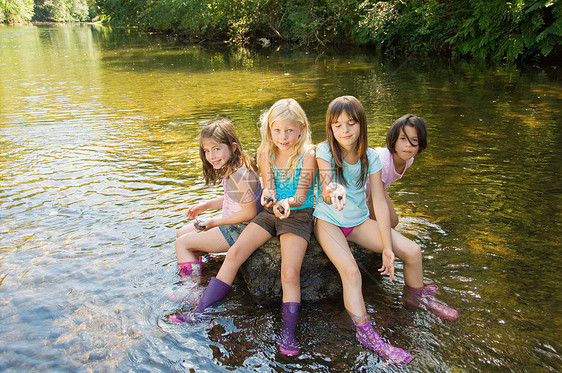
left=0, top=0, right=34, bottom=23
left=2, top=0, right=559, bottom=62
left=33, top=0, right=93, bottom=22
left=448, top=0, right=562, bottom=62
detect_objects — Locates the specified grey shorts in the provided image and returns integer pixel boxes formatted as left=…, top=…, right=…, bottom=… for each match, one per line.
left=251, top=207, right=314, bottom=242
left=219, top=223, right=248, bottom=246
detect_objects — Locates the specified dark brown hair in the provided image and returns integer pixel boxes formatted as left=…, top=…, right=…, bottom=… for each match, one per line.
left=386, top=114, right=427, bottom=154
left=325, top=96, right=369, bottom=188
left=199, top=118, right=256, bottom=185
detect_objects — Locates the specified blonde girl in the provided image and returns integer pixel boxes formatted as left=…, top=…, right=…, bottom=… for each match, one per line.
left=313, top=96, right=457, bottom=365
left=180, top=99, right=316, bottom=357
left=173, top=118, right=262, bottom=286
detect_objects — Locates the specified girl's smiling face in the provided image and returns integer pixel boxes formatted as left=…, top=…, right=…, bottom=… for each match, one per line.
left=201, top=138, right=234, bottom=169
left=270, top=119, right=302, bottom=151
left=331, top=111, right=360, bottom=150
left=394, top=125, right=420, bottom=161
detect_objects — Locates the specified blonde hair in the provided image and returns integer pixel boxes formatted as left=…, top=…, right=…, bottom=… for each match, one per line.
left=256, top=98, right=312, bottom=178
left=199, top=118, right=256, bottom=185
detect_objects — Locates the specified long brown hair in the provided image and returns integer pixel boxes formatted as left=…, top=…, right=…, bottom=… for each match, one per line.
left=199, top=118, right=256, bottom=185
left=325, top=96, right=369, bottom=188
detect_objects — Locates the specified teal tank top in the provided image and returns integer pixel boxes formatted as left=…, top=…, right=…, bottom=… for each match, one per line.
left=272, top=152, right=315, bottom=210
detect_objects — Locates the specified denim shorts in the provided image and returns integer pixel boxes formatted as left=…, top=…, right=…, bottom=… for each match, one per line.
left=219, top=223, right=248, bottom=246
left=251, top=207, right=314, bottom=243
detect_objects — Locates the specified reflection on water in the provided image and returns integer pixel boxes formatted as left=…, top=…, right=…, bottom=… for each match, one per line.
left=1, top=24, right=561, bottom=371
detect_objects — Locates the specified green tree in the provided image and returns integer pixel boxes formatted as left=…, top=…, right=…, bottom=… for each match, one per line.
left=0, top=0, right=34, bottom=23
left=448, top=0, right=562, bottom=61
left=91, top=0, right=560, bottom=62
left=33, top=0, right=93, bottom=22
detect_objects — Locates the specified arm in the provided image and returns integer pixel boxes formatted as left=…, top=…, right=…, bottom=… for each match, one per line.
left=369, top=171, right=396, bottom=281
left=366, top=182, right=398, bottom=227
left=186, top=196, right=224, bottom=219
left=317, top=157, right=346, bottom=211
left=258, top=153, right=276, bottom=207
left=200, top=172, right=259, bottom=230
left=276, top=148, right=317, bottom=219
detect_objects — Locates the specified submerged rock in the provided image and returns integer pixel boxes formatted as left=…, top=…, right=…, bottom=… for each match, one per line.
left=239, top=235, right=382, bottom=303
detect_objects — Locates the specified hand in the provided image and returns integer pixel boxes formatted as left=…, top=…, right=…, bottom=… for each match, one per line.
left=186, top=203, right=206, bottom=219
left=274, top=199, right=290, bottom=219
left=193, top=218, right=215, bottom=232
left=327, top=182, right=346, bottom=211
left=261, top=188, right=276, bottom=207
left=378, top=248, right=395, bottom=281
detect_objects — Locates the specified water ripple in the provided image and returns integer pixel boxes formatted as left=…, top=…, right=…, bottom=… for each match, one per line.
left=1, top=24, right=561, bottom=372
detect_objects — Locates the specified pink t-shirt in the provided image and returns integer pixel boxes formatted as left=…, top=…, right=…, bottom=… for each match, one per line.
left=221, top=166, right=262, bottom=221
left=374, top=147, right=414, bottom=190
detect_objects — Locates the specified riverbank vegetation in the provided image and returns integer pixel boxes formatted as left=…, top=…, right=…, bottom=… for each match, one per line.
left=2, top=0, right=560, bottom=63
left=1, top=0, right=98, bottom=22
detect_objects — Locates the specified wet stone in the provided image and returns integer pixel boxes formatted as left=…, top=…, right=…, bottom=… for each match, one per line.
left=239, top=235, right=382, bottom=304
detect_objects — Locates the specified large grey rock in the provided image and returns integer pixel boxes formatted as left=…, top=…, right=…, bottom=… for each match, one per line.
left=239, top=235, right=382, bottom=304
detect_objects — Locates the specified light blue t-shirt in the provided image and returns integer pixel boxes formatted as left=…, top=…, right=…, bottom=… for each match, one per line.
left=273, top=152, right=315, bottom=210
left=313, top=142, right=381, bottom=227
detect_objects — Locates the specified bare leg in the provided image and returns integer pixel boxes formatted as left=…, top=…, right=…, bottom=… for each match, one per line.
left=314, top=219, right=368, bottom=324
left=368, top=191, right=399, bottom=228
left=277, top=233, right=308, bottom=356
left=215, top=222, right=272, bottom=285
left=348, top=219, right=423, bottom=288
left=177, top=223, right=195, bottom=238
left=175, top=227, right=230, bottom=263
left=314, top=220, right=413, bottom=363
left=279, top=233, right=308, bottom=303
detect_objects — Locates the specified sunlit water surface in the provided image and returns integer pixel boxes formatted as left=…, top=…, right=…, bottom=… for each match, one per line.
left=1, top=24, right=561, bottom=372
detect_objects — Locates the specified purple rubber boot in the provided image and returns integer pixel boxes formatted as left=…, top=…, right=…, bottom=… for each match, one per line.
left=169, top=314, right=188, bottom=323
left=278, top=302, right=301, bottom=356
left=353, top=319, right=413, bottom=365
left=168, top=277, right=231, bottom=323
left=404, top=285, right=458, bottom=321
left=194, top=277, right=232, bottom=313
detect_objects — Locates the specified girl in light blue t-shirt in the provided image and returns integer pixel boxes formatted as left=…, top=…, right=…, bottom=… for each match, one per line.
left=314, top=96, right=457, bottom=365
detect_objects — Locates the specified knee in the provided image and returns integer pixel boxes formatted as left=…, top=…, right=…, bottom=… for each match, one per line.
left=177, top=224, right=193, bottom=238
left=176, top=226, right=187, bottom=239
left=224, top=245, right=244, bottom=266
left=174, top=238, right=184, bottom=254
left=401, top=242, right=422, bottom=264
left=281, top=266, right=301, bottom=286
left=175, top=234, right=190, bottom=251
left=339, top=263, right=362, bottom=285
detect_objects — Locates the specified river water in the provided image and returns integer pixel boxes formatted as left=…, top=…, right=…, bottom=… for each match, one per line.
left=0, top=24, right=561, bottom=372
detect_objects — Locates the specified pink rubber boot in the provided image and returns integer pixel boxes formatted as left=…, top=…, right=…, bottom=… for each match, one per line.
left=353, top=319, right=413, bottom=364
left=177, top=257, right=202, bottom=282
left=165, top=258, right=203, bottom=302
left=404, top=285, right=458, bottom=321
left=423, top=282, right=439, bottom=295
